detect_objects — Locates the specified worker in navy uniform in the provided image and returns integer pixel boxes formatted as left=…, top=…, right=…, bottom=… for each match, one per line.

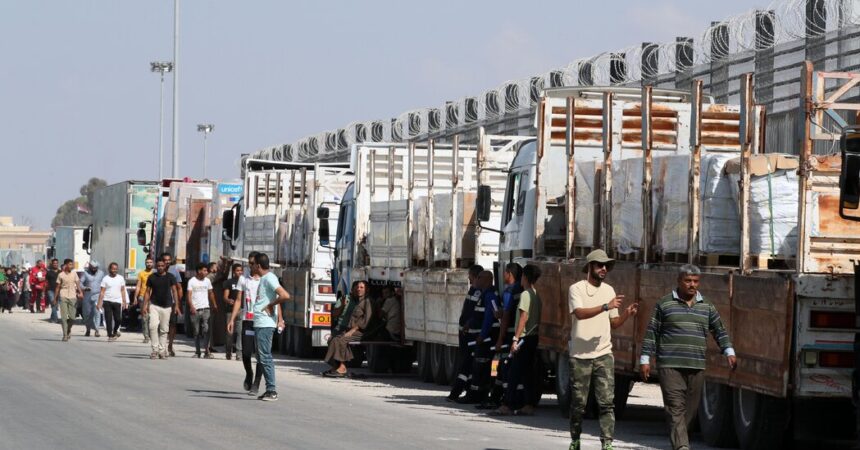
left=446, top=265, right=484, bottom=402
left=470, top=271, right=501, bottom=408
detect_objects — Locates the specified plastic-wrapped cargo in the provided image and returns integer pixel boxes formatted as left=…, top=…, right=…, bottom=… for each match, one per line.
left=432, top=191, right=477, bottom=262
left=699, top=153, right=740, bottom=254
left=726, top=154, right=800, bottom=257
left=652, top=154, right=690, bottom=254
left=574, top=160, right=600, bottom=247
left=611, top=158, right=644, bottom=254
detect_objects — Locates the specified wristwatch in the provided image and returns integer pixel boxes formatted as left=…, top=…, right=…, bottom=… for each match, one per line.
left=602, top=303, right=609, bottom=312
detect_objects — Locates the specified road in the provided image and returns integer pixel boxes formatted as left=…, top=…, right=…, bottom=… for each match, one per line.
left=0, top=311, right=718, bottom=450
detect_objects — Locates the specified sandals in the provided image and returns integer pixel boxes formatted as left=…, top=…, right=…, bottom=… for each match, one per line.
left=321, top=369, right=349, bottom=378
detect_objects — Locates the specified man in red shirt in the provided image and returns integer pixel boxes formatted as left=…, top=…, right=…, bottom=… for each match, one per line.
left=29, top=260, right=47, bottom=313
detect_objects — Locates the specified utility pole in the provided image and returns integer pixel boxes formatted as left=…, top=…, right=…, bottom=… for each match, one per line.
left=150, top=61, right=173, bottom=180
left=171, top=0, right=180, bottom=177
left=197, top=124, right=214, bottom=178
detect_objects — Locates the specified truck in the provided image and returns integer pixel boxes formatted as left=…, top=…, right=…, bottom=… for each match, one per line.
left=477, top=64, right=859, bottom=448
left=326, top=134, right=529, bottom=377
left=86, top=181, right=160, bottom=293
left=52, top=226, right=89, bottom=271
left=222, top=159, right=350, bottom=356
left=147, top=179, right=215, bottom=271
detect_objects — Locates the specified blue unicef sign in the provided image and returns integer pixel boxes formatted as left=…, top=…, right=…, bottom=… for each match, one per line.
left=219, top=184, right=243, bottom=195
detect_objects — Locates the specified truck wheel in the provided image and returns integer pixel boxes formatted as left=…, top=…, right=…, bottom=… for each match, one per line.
left=699, top=381, right=737, bottom=447
left=444, top=346, right=459, bottom=386
left=366, top=345, right=390, bottom=373
left=556, top=353, right=571, bottom=418
left=416, top=342, right=434, bottom=382
left=392, top=346, right=416, bottom=373
left=431, top=343, right=449, bottom=385
left=614, top=375, right=634, bottom=420
left=733, top=387, right=789, bottom=450
left=294, top=328, right=312, bottom=358
left=283, top=326, right=295, bottom=356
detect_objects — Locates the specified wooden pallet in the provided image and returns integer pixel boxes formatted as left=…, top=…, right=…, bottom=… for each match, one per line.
left=698, top=253, right=740, bottom=267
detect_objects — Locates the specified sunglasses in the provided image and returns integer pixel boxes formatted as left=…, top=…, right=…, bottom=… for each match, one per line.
left=593, top=262, right=609, bottom=268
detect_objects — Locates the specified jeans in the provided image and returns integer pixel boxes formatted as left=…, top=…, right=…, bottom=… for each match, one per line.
left=659, top=368, right=705, bottom=450
left=570, top=354, right=615, bottom=444
left=82, top=298, right=101, bottom=332
left=48, top=290, right=58, bottom=321
left=255, top=326, right=276, bottom=392
left=103, top=302, right=122, bottom=337
left=226, top=317, right=243, bottom=355
left=148, top=305, right=171, bottom=354
left=191, top=308, right=211, bottom=354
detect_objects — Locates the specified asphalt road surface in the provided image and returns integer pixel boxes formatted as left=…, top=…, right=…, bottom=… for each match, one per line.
left=0, top=311, right=720, bottom=450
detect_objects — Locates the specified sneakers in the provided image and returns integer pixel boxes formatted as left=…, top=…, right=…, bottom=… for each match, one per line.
left=158, top=352, right=166, bottom=360
left=203, top=353, right=214, bottom=359
left=168, top=349, right=175, bottom=357
left=601, top=443, right=614, bottom=450
left=115, top=331, right=121, bottom=338
left=150, top=352, right=158, bottom=360
left=85, top=330, right=91, bottom=337
left=248, top=385, right=260, bottom=396
left=258, top=391, right=278, bottom=401
left=195, top=352, right=201, bottom=358
left=569, top=441, right=581, bottom=450
left=243, top=379, right=252, bottom=392
left=95, top=331, right=100, bottom=337
left=143, top=338, right=150, bottom=344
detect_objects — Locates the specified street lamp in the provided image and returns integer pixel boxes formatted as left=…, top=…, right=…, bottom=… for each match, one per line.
left=150, top=61, right=173, bottom=180
left=197, top=124, right=214, bottom=178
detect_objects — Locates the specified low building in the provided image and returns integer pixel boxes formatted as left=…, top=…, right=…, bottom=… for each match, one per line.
left=0, top=217, right=52, bottom=266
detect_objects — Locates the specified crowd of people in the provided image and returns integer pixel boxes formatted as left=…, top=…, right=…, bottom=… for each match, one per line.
left=2, top=247, right=737, bottom=447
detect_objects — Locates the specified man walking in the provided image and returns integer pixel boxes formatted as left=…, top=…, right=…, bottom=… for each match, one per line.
left=251, top=253, right=290, bottom=400
left=568, top=250, right=637, bottom=450
left=227, top=252, right=265, bottom=393
left=54, top=259, right=83, bottom=341
left=134, top=257, right=154, bottom=343
left=80, top=261, right=105, bottom=337
left=142, top=259, right=179, bottom=359
left=46, top=259, right=60, bottom=322
left=187, top=263, right=217, bottom=358
left=161, top=253, right=184, bottom=357
left=20, top=263, right=32, bottom=313
left=97, top=262, right=128, bottom=341
left=640, top=264, right=736, bottom=450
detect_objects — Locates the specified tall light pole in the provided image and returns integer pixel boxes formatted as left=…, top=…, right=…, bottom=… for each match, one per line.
left=197, top=124, right=214, bottom=179
left=171, top=0, right=180, bottom=178
left=150, top=61, right=173, bottom=180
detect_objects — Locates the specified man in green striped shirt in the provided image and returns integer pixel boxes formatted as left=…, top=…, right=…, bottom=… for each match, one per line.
left=640, top=265, right=737, bottom=450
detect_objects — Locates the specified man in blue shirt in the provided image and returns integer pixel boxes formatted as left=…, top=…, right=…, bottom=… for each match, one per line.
left=79, top=261, right=105, bottom=337
left=252, top=253, right=290, bottom=401
left=488, top=263, right=523, bottom=407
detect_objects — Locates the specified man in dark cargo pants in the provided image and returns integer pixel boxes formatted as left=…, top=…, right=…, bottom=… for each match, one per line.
left=640, top=264, right=737, bottom=450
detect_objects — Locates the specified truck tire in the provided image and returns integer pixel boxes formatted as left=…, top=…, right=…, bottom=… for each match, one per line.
left=444, top=346, right=459, bottom=386
left=366, top=344, right=391, bottom=373
left=294, top=327, right=312, bottom=358
left=733, top=387, right=789, bottom=450
left=392, top=346, right=416, bottom=374
left=556, top=353, right=571, bottom=418
left=699, top=381, right=737, bottom=447
left=431, top=343, right=449, bottom=385
left=613, top=375, right=634, bottom=420
left=416, top=342, right=434, bottom=382
left=283, top=325, right=295, bottom=356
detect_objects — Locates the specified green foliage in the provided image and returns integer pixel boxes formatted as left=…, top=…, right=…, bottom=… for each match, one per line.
left=51, top=178, right=107, bottom=228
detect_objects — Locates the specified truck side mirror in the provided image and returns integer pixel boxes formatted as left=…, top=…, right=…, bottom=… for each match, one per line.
left=319, top=214, right=331, bottom=247
left=840, top=128, right=860, bottom=221
left=316, top=206, right=330, bottom=220
left=136, top=229, right=148, bottom=247
left=82, top=225, right=92, bottom=254
left=222, top=209, right=234, bottom=242
left=476, top=185, right=492, bottom=222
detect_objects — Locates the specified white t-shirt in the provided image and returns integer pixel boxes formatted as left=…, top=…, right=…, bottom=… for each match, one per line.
left=237, top=275, right=261, bottom=316
left=100, top=275, right=126, bottom=304
left=568, top=280, right=619, bottom=359
left=187, top=277, right=213, bottom=310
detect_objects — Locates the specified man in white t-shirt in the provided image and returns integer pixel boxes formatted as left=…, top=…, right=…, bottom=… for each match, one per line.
left=188, top=262, right=217, bottom=358
left=567, top=250, right=637, bottom=450
left=227, top=252, right=266, bottom=394
left=97, top=262, right=128, bottom=342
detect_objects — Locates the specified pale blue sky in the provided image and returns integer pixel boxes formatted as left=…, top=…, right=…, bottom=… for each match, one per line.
left=0, top=0, right=754, bottom=228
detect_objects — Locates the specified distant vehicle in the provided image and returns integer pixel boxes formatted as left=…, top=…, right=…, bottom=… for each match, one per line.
left=52, top=226, right=89, bottom=271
